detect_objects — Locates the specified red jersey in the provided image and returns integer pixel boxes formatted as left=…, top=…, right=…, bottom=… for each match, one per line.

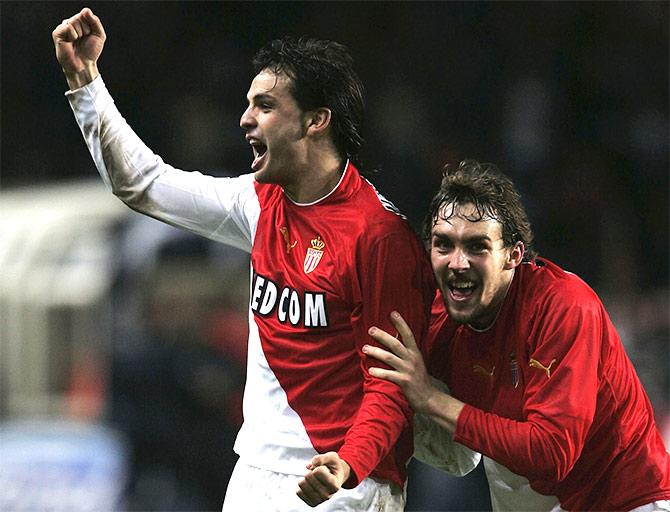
left=240, top=163, right=435, bottom=488
left=425, top=259, right=670, bottom=510
left=66, top=77, right=436, bottom=489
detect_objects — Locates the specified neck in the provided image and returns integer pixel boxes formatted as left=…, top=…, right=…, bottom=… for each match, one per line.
left=284, top=154, right=346, bottom=203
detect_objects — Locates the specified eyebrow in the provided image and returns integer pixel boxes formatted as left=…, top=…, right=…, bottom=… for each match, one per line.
left=432, top=233, right=494, bottom=244
left=248, top=92, right=277, bottom=104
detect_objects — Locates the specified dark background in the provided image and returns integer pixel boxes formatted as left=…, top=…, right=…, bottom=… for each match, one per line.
left=3, top=1, right=668, bottom=292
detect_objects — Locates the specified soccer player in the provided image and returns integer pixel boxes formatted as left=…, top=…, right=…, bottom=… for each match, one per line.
left=364, top=160, right=670, bottom=511
left=52, top=7, right=437, bottom=511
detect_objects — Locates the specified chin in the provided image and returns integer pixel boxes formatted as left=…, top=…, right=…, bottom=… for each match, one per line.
left=446, top=307, right=472, bottom=325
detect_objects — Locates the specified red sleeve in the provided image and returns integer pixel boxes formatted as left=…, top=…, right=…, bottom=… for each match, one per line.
left=454, top=282, right=602, bottom=481
left=338, top=228, right=434, bottom=487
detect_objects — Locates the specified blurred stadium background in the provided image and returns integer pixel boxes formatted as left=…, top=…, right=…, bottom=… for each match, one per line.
left=1, top=2, right=668, bottom=510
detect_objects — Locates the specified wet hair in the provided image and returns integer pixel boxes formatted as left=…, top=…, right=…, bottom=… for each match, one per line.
left=423, top=160, right=537, bottom=261
left=252, top=36, right=364, bottom=164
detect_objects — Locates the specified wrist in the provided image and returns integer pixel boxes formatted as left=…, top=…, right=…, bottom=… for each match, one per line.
left=64, top=64, right=99, bottom=91
left=416, top=380, right=442, bottom=415
left=339, top=457, right=357, bottom=489
left=341, top=458, right=351, bottom=483
left=424, top=389, right=464, bottom=434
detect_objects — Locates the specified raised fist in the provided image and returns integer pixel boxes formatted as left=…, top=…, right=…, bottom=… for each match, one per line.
left=52, top=8, right=106, bottom=90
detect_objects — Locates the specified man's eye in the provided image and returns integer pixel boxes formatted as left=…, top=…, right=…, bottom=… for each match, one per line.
left=469, top=244, right=486, bottom=253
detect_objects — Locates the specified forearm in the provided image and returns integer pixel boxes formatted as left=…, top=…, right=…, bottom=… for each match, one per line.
left=419, top=388, right=465, bottom=434
left=454, top=404, right=588, bottom=481
left=342, top=231, right=433, bottom=486
left=66, top=75, right=170, bottom=201
left=65, top=76, right=255, bottom=249
left=337, top=390, right=410, bottom=487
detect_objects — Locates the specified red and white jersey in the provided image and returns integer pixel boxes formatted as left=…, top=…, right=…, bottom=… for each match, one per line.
left=425, top=258, right=670, bottom=511
left=67, top=77, right=435, bottom=489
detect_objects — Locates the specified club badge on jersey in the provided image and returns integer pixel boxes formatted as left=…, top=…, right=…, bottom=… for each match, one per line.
left=304, top=236, right=325, bottom=274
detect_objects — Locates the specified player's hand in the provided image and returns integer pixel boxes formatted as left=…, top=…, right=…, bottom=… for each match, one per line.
left=297, top=452, right=351, bottom=507
left=52, top=7, right=106, bottom=90
left=364, top=311, right=437, bottom=415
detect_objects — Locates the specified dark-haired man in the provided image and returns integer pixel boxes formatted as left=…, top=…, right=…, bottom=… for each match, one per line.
left=365, top=160, right=670, bottom=511
left=52, top=8, right=435, bottom=511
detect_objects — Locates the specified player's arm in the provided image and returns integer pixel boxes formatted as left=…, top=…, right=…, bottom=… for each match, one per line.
left=297, top=229, right=433, bottom=507
left=451, top=289, right=600, bottom=481
left=369, top=285, right=600, bottom=482
left=338, top=232, right=429, bottom=483
left=333, top=230, right=434, bottom=485
left=52, top=9, right=256, bottom=251
left=365, top=314, right=481, bottom=475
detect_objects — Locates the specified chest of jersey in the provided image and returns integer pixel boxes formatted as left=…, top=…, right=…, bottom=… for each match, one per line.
left=447, top=324, right=529, bottom=421
left=249, top=198, right=356, bottom=331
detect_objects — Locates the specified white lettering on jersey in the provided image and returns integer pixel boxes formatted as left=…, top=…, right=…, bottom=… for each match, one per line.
left=250, top=274, right=266, bottom=311
left=251, top=272, right=329, bottom=328
left=304, top=293, right=327, bottom=328
left=259, top=280, right=278, bottom=315
left=278, top=287, right=291, bottom=323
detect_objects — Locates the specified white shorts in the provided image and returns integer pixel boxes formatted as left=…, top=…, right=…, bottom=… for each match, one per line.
left=630, top=500, right=670, bottom=512
left=221, top=459, right=405, bottom=512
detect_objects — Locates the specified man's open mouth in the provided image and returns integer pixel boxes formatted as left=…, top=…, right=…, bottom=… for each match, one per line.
left=448, top=281, right=477, bottom=300
left=250, top=141, right=267, bottom=170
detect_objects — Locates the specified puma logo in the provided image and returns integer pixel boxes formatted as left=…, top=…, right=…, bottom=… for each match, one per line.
left=529, top=358, right=557, bottom=379
left=280, top=227, right=297, bottom=254
left=473, top=364, right=495, bottom=378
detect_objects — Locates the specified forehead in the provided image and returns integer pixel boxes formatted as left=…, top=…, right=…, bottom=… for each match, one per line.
left=246, top=70, right=294, bottom=100
left=432, top=202, right=503, bottom=238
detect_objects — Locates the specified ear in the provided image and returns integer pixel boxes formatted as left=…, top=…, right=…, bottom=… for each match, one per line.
left=504, top=241, right=525, bottom=270
left=305, top=107, right=332, bottom=136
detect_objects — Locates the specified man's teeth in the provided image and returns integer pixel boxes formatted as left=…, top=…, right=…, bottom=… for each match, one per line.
left=452, top=282, right=474, bottom=289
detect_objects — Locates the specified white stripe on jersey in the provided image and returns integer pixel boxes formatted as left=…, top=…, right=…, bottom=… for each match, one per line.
left=364, top=179, right=407, bottom=219
left=233, top=296, right=318, bottom=475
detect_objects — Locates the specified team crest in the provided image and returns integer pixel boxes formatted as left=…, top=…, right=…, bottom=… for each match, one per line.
left=304, top=236, right=325, bottom=274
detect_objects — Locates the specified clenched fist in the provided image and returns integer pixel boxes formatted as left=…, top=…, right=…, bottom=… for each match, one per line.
left=52, top=7, right=106, bottom=90
left=297, top=452, right=351, bottom=507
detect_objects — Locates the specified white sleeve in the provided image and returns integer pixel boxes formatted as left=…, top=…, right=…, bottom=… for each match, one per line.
left=65, top=76, right=258, bottom=253
left=413, top=378, right=482, bottom=476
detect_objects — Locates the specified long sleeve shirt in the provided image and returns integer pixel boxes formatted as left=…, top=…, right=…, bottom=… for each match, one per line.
left=66, top=76, right=436, bottom=488
left=426, top=258, right=670, bottom=511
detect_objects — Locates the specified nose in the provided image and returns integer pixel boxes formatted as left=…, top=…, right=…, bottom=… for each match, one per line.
left=240, top=106, right=255, bottom=130
left=448, top=247, right=470, bottom=272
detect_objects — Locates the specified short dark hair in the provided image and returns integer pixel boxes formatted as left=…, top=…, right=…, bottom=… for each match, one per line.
left=252, top=36, right=364, bottom=164
left=423, top=160, right=537, bottom=261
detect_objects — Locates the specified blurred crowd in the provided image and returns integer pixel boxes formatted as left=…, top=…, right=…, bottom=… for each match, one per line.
left=2, top=2, right=668, bottom=510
